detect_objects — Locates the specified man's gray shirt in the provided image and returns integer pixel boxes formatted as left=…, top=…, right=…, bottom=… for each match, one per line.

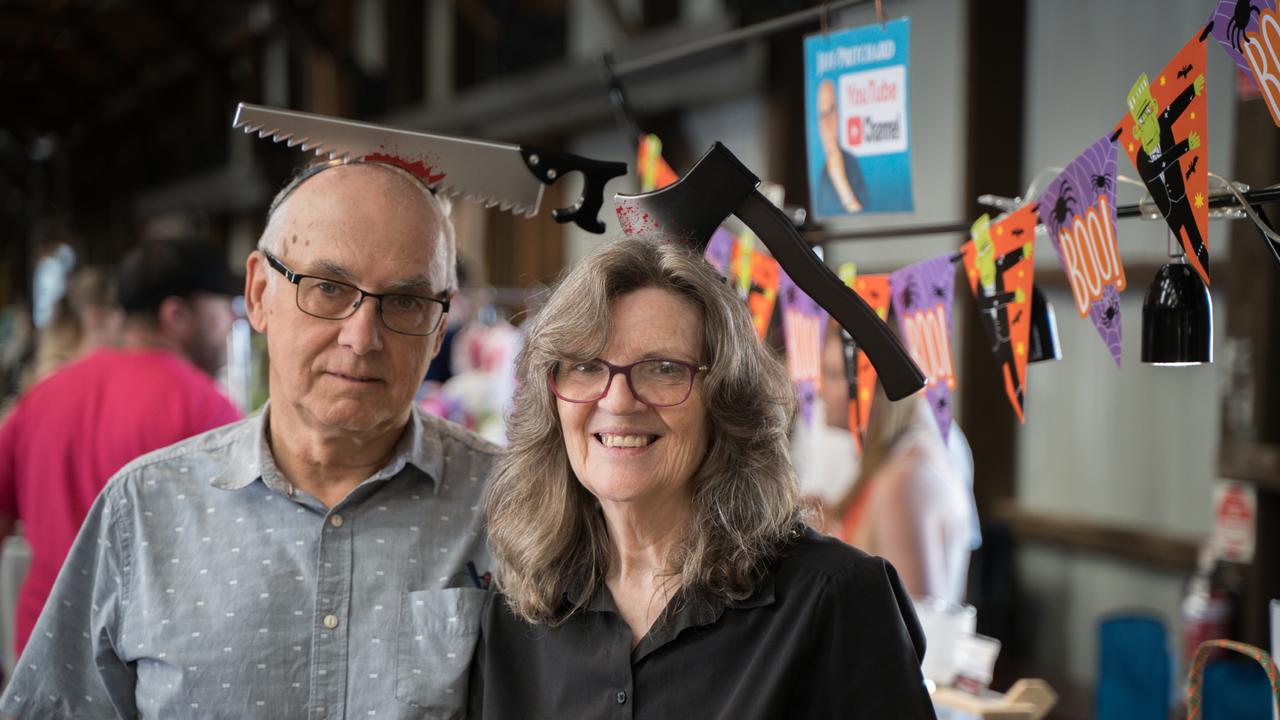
left=0, top=404, right=498, bottom=719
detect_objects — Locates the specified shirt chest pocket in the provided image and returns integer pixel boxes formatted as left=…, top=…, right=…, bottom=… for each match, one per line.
left=395, top=587, right=486, bottom=716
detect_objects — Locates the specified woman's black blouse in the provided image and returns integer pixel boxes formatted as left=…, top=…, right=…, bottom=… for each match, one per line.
left=467, top=528, right=937, bottom=719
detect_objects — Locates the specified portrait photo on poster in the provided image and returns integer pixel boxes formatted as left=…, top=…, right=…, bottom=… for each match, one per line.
left=804, top=17, right=914, bottom=218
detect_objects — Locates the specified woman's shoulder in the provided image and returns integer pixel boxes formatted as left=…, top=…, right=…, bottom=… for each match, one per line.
left=776, top=527, right=899, bottom=589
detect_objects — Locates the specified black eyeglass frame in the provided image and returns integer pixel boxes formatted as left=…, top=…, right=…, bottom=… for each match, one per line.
left=548, top=357, right=710, bottom=408
left=262, top=250, right=450, bottom=337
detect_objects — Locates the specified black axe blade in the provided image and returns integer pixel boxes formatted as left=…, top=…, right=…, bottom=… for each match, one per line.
left=614, top=142, right=926, bottom=401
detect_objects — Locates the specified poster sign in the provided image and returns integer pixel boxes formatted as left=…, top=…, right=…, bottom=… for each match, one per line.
left=1037, top=136, right=1127, bottom=367
left=1210, top=479, right=1256, bottom=564
left=804, top=17, right=914, bottom=217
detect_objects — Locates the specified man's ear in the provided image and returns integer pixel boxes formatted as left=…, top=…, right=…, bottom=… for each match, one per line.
left=155, top=296, right=192, bottom=340
left=245, top=251, right=270, bottom=333
left=429, top=313, right=449, bottom=358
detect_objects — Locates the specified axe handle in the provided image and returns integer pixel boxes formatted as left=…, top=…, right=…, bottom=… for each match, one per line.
left=735, top=192, right=926, bottom=401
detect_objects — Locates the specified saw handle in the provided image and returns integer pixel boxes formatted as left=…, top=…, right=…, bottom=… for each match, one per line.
left=521, top=146, right=628, bottom=234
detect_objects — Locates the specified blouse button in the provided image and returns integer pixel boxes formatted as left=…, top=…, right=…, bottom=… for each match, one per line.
left=616, top=690, right=627, bottom=705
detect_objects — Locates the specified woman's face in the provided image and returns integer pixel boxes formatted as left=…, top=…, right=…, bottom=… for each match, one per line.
left=556, top=287, right=709, bottom=512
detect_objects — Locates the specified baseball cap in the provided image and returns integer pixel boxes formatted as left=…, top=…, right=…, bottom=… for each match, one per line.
left=116, top=239, right=242, bottom=313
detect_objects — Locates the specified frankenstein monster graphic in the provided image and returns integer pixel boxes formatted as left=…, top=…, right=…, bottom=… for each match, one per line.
left=972, top=215, right=1027, bottom=413
left=1127, top=71, right=1207, bottom=274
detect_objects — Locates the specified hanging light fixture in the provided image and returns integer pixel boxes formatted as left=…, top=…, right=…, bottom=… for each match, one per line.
left=1141, top=235, right=1212, bottom=365
left=1027, top=284, right=1061, bottom=363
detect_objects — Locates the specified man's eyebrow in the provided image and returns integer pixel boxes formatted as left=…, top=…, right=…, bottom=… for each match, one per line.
left=384, top=275, right=441, bottom=295
left=307, top=259, right=441, bottom=296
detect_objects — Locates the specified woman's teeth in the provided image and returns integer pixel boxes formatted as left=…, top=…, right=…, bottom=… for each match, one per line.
left=597, top=433, right=655, bottom=448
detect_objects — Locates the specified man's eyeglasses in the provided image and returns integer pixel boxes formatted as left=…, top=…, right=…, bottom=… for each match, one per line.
left=263, top=251, right=450, bottom=337
left=548, top=358, right=708, bottom=408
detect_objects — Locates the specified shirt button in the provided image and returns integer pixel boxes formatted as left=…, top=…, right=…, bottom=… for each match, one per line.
left=329, top=514, right=344, bottom=528
left=323, top=614, right=339, bottom=629
left=616, top=690, right=627, bottom=705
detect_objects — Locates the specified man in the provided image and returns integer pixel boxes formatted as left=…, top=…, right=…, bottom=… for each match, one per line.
left=0, top=239, right=241, bottom=661
left=813, top=77, right=869, bottom=216
left=0, top=161, right=499, bottom=719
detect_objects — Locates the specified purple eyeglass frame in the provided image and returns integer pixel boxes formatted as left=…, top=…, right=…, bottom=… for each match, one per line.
left=547, top=358, right=709, bottom=408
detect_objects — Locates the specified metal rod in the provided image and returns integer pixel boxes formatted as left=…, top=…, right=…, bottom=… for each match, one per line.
left=613, top=0, right=869, bottom=77
left=811, top=185, right=1280, bottom=243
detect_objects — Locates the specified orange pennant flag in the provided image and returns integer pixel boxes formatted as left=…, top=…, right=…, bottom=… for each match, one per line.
left=837, top=264, right=892, bottom=453
left=637, top=134, right=680, bottom=193
left=961, top=207, right=1037, bottom=422
left=1114, top=28, right=1211, bottom=286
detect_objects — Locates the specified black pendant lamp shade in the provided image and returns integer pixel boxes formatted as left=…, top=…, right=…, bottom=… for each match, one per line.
left=1141, top=262, right=1213, bottom=365
left=1027, top=284, right=1061, bottom=363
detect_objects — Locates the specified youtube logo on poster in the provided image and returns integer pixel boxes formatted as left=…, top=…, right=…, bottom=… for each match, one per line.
left=846, top=116, right=863, bottom=146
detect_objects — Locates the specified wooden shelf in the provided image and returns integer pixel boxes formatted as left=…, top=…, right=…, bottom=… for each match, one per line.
left=991, top=502, right=1202, bottom=572
left=1219, top=439, right=1280, bottom=494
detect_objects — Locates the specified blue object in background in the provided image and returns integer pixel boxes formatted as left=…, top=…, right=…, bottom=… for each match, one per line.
left=1096, top=614, right=1171, bottom=720
left=1202, top=657, right=1274, bottom=720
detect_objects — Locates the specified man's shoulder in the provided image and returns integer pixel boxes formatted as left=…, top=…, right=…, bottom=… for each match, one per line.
left=104, top=415, right=256, bottom=498
left=414, top=408, right=503, bottom=460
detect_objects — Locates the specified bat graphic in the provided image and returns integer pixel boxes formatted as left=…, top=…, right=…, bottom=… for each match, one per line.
left=1177, top=64, right=1193, bottom=79
left=1012, top=310, right=1024, bottom=325
left=1186, top=155, right=1200, bottom=179
left=1011, top=228, right=1025, bottom=237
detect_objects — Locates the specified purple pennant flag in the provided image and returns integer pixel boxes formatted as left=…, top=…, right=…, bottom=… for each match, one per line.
left=1210, top=0, right=1277, bottom=77
left=1036, top=136, right=1126, bottom=366
left=704, top=226, right=735, bottom=275
left=889, top=255, right=957, bottom=442
left=778, top=270, right=828, bottom=427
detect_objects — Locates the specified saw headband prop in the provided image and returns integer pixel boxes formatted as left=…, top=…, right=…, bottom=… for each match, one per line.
left=232, top=102, right=627, bottom=234
left=614, top=142, right=926, bottom=401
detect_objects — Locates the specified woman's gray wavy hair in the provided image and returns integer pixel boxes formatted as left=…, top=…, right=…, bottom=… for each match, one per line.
left=486, top=236, right=804, bottom=625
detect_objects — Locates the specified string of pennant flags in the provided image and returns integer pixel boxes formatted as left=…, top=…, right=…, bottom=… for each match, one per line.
left=634, top=0, right=1280, bottom=453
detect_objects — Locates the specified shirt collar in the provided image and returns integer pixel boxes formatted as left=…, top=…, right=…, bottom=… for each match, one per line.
left=210, top=402, right=442, bottom=494
left=570, top=569, right=778, bottom=661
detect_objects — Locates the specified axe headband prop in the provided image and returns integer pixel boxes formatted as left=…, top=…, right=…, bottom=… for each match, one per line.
left=233, top=102, right=628, bottom=234
left=615, top=142, right=926, bottom=401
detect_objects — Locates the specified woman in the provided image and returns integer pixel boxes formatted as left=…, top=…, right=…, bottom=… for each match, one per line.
left=28, top=265, right=123, bottom=385
left=468, top=237, right=936, bottom=718
left=817, top=319, right=975, bottom=605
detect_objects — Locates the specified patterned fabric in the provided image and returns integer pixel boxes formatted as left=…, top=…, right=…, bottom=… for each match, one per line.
left=1186, top=639, right=1280, bottom=719
left=0, top=404, right=498, bottom=720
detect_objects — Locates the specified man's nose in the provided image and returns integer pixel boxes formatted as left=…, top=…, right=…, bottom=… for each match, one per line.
left=336, top=297, right=384, bottom=354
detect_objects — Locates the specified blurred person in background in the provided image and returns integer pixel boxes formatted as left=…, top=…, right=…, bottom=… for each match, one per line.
left=818, top=319, right=975, bottom=605
left=0, top=238, right=241, bottom=660
left=27, top=265, right=124, bottom=384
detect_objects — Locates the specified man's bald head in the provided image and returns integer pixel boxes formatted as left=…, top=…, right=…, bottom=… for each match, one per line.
left=259, top=161, right=457, bottom=291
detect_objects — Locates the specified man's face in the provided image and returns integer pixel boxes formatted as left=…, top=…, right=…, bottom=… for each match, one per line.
left=185, top=293, right=234, bottom=377
left=246, top=165, right=451, bottom=436
left=817, top=80, right=840, bottom=154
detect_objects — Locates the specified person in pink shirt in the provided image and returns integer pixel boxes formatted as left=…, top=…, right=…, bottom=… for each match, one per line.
left=0, top=239, right=242, bottom=657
